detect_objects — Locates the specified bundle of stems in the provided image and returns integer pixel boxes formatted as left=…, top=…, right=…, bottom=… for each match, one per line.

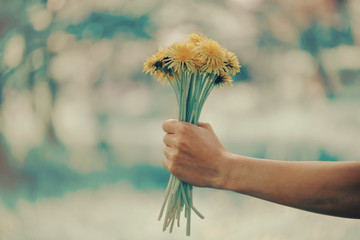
left=144, top=33, right=240, bottom=236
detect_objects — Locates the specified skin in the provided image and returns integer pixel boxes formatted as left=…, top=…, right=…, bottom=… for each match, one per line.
left=162, top=119, right=360, bottom=219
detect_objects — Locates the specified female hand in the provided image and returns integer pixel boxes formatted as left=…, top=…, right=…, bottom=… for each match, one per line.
left=162, top=119, right=229, bottom=188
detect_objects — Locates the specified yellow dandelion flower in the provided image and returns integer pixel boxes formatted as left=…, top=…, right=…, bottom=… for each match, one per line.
left=225, top=51, right=241, bottom=75
left=166, top=42, right=198, bottom=73
left=187, top=33, right=207, bottom=45
left=197, top=39, right=227, bottom=75
left=143, top=48, right=168, bottom=75
left=194, top=57, right=205, bottom=69
left=153, top=71, right=167, bottom=83
left=153, top=70, right=175, bottom=84
left=214, top=71, right=232, bottom=87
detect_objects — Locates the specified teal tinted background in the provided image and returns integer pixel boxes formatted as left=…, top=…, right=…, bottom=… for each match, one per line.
left=0, top=0, right=360, bottom=239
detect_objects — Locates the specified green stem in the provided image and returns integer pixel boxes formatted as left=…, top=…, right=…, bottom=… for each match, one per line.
left=158, top=174, right=174, bottom=220
left=160, top=69, right=216, bottom=236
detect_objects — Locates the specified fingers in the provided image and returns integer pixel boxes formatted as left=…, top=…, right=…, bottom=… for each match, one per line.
left=163, top=147, right=175, bottom=173
left=163, top=133, right=176, bottom=147
left=162, top=119, right=179, bottom=134
left=163, top=158, right=171, bottom=172
left=163, top=157, right=181, bottom=181
left=163, top=146, right=175, bottom=160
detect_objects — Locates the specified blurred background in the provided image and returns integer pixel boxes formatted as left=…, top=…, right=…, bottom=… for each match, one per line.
left=0, top=0, right=360, bottom=239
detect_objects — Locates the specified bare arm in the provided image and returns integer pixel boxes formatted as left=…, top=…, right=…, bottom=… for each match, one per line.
left=224, top=154, right=360, bottom=218
left=162, top=119, right=360, bottom=219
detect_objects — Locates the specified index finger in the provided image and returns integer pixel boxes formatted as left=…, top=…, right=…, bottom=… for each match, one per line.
left=162, top=119, right=179, bottom=134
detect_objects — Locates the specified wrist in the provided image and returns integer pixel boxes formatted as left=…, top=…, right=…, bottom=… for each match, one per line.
left=215, top=151, right=242, bottom=191
left=218, top=152, right=249, bottom=193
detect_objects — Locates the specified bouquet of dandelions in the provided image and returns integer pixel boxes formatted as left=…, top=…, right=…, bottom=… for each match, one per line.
left=144, top=33, right=240, bottom=236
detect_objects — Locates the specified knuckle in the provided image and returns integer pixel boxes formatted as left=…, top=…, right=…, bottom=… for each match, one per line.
left=175, top=132, right=190, bottom=151
left=177, top=138, right=187, bottom=149
left=169, top=162, right=179, bottom=175
left=203, top=122, right=210, bottom=129
left=179, top=125, right=193, bottom=139
left=172, top=149, right=180, bottom=160
left=163, top=119, right=176, bottom=127
left=162, top=121, right=168, bottom=131
left=179, top=123, right=189, bottom=134
left=163, top=146, right=171, bottom=158
left=163, top=158, right=169, bottom=168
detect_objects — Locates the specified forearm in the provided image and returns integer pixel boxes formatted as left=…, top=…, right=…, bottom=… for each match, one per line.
left=221, top=153, right=360, bottom=218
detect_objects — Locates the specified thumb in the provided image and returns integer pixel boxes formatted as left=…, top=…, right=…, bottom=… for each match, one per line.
left=198, top=122, right=213, bottom=131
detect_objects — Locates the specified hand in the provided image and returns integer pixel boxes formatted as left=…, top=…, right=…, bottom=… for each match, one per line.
left=162, top=119, right=229, bottom=188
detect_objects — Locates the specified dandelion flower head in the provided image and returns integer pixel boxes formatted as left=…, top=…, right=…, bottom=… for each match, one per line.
left=143, top=48, right=168, bottom=75
left=166, top=42, right=198, bottom=73
left=225, top=51, right=241, bottom=75
left=187, top=33, right=207, bottom=45
left=153, top=71, right=169, bottom=84
left=214, top=71, right=232, bottom=87
left=197, top=39, right=226, bottom=75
